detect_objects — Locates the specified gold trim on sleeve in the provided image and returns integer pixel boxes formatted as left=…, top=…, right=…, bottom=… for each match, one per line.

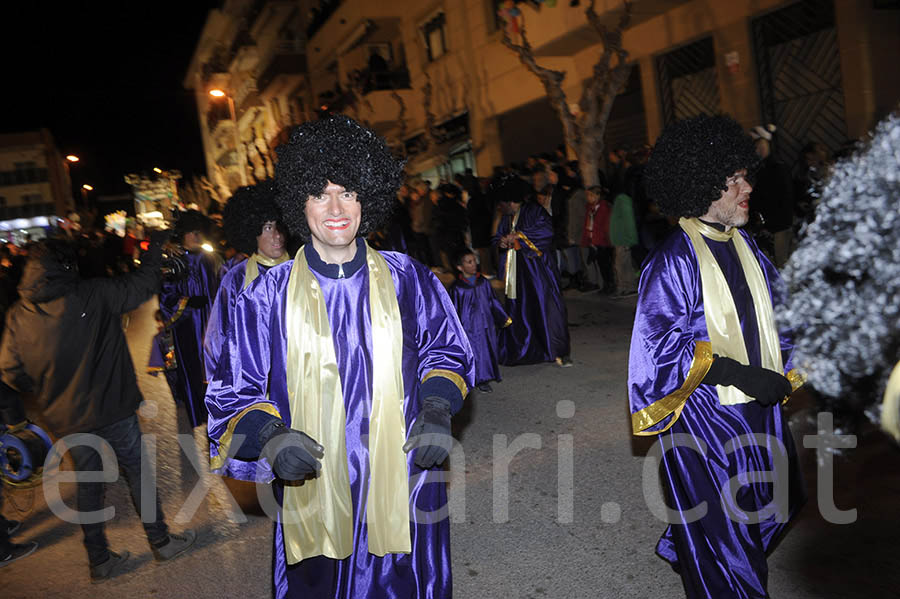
left=515, top=231, right=543, bottom=257
left=422, top=368, right=469, bottom=399
left=210, top=402, right=282, bottom=470
left=782, top=368, right=806, bottom=405
left=631, top=341, right=714, bottom=436
left=502, top=317, right=512, bottom=328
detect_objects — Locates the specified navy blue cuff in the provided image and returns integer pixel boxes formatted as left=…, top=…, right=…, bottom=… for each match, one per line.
left=232, top=411, right=279, bottom=460
left=420, top=376, right=464, bottom=415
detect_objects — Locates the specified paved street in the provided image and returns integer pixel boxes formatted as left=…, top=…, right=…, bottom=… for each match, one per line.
left=3, top=291, right=899, bottom=598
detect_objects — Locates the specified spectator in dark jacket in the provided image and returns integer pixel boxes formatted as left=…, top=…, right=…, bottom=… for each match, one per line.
left=0, top=234, right=196, bottom=583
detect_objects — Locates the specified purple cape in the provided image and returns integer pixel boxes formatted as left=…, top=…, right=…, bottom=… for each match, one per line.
left=205, top=247, right=474, bottom=599
left=493, top=202, right=571, bottom=365
left=156, top=249, right=221, bottom=427
left=628, top=228, right=805, bottom=598
left=448, top=275, right=509, bottom=385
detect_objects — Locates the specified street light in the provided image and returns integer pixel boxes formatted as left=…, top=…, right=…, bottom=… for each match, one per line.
left=153, top=167, right=163, bottom=174
left=66, top=155, right=80, bottom=163
left=208, top=88, right=247, bottom=186
left=82, top=184, right=93, bottom=191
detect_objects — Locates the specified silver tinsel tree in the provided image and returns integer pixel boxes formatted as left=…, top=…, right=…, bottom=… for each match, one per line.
left=779, top=111, right=900, bottom=428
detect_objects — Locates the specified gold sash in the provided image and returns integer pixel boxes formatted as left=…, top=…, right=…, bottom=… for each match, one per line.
left=283, top=242, right=409, bottom=564
left=243, top=251, right=289, bottom=289
left=883, top=360, right=900, bottom=443
left=679, top=218, right=783, bottom=405
left=504, top=207, right=522, bottom=299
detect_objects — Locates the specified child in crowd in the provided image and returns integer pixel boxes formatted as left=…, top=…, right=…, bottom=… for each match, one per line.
left=448, top=249, right=511, bottom=393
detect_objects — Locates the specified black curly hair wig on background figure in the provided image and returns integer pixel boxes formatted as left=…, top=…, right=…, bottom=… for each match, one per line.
left=644, top=114, right=759, bottom=218
left=222, top=180, right=282, bottom=256
left=273, top=114, right=404, bottom=241
left=173, top=209, right=212, bottom=241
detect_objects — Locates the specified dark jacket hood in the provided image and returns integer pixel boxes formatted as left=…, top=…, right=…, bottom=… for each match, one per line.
left=18, top=256, right=79, bottom=304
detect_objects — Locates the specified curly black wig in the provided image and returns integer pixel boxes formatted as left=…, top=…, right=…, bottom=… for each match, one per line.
left=488, top=172, right=532, bottom=204
left=778, top=112, right=900, bottom=439
left=173, top=209, right=211, bottom=241
left=273, top=114, right=404, bottom=241
left=222, top=180, right=282, bottom=256
left=644, top=114, right=759, bottom=218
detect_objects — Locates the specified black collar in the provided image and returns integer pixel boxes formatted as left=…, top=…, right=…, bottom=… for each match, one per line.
left=304, top=237, right=367, bottom=279
left=698, top=219, right=727, bottom=232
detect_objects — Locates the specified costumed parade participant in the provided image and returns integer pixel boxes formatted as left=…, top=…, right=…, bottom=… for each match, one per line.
left=205, top=114, right=475, bottom=599
left=152, top=210, right=222, bottom=427
left=779, top=111, right=900, bottom=443
left=448, top=248, right=511, bottom=393
left=203, top=180, right=288, bottom=383
left=628, top=114, right=806, bottom=599
left=492, top=174, right=572, bottom=367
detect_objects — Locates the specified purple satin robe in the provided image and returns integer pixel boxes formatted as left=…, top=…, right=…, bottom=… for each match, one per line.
left=204, top=259, right=277, bottom=381
left=448, top=274, right=509, bottom=385
left=206, top=247, right=474, bottom=599
left=156, top=249, right=221, bottom=427
left=493, top=202, right=571, bottom=365
left=628, top=228, right=805, bottom=599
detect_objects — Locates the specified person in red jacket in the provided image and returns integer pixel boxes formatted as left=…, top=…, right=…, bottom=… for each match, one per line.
left=580, top=185, right=615, bottom=294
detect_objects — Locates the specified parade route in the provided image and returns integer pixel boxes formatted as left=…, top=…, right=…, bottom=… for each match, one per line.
left=2, top=291, right=899, bottom=598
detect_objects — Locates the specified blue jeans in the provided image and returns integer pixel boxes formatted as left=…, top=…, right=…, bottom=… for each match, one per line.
left=68, top=414, right=168, bottom=566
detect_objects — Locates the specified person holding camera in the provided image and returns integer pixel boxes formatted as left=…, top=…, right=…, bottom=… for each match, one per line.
left=0, top=233, right=196, bottom=582
left=155, top=210, right=222, bottom=427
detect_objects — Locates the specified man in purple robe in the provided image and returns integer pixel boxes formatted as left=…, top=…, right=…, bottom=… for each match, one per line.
left=155, top=210, right=222, bottom=427
left=628, top=114, right=806, bottom=599
left=492, top=174, right=572, bottom=367
left=204, top=181, right=288, bottom=382
left=205, top=115, right=474, bottom=599
left=448, top=248, right=511, bottom=393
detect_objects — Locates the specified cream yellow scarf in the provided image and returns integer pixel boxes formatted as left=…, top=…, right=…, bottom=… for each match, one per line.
left=282, top=242, right=409, bottom=564
left=504, top=206, right=522, bottom=299
left=679, top=218, right=783, bottom=405
left=243, top=251, right=289, bottom=289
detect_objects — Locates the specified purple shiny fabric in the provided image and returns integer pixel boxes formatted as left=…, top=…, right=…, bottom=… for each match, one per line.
left=204, top=260, right=277, bottom=381
left=628, top=228, right=804, bottom=599
left=206, top=249, right=474, bottom=598
left=157, top=250, right=221, bottom=427
left=448, top=275, right=509, bottom=385
left=204, top=259, right=278, bottom=481
left=493, top=202, right=571, bottom=365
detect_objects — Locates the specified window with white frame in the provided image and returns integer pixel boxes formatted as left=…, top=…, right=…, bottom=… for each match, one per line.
left=422, top=12, right=447, bottom=62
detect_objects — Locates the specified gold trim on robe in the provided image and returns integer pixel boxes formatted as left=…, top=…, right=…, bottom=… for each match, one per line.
left=422, top=368, right=469, bottom=400
left=632, top=341, right=714, bottom=435
left=164, top=296, right=189, bottom=327
left=210, top=402, right=282, bottom=470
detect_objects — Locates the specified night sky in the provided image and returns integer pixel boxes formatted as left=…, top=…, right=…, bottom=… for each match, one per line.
left=0, top=1, right=220, bottom=196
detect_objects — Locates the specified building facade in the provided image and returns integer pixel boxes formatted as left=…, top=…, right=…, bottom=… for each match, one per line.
left=0, top=129, right=74, bottom=238
left=186, top=0, right=900, bottom=189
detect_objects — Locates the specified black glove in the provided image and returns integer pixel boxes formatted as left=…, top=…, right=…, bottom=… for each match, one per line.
left=703, top=356, right=792, bottom=407
left=402, top=396, right=452, bottom=469
left=259, top=419, right=324, bottom=481
left=186, top=295, right=208, bottom=309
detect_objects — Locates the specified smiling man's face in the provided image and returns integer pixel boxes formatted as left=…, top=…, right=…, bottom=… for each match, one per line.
left=304, top=180, right=361, bottom=262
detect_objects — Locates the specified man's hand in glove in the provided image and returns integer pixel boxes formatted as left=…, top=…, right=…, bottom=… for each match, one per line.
left=186, top=295, right=208, bottom=309
left=703, top=356, right=792, bottom=406
left=259, top=420, right=324, bottom=481
left=402, top=396, right=452, bottom=469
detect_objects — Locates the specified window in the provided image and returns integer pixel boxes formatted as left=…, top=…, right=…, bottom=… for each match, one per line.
left=422, top=12, right=447, bottom=62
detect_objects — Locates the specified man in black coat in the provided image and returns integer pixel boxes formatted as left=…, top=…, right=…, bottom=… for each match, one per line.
left=0, top=234, right=196, bottom=582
